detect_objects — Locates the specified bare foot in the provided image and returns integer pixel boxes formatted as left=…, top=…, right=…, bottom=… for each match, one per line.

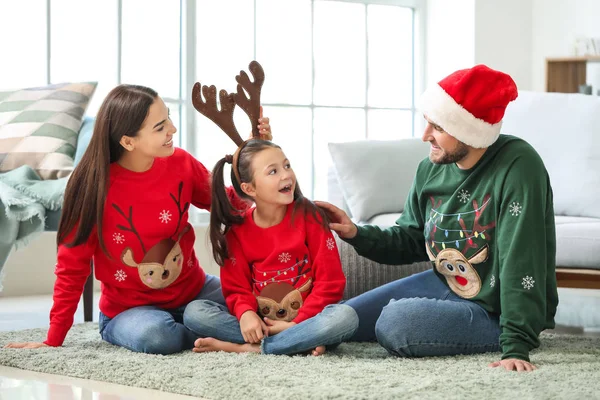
left=193, top=338, right=260, bottom=354
left=312, top=345, right=326, bottom=357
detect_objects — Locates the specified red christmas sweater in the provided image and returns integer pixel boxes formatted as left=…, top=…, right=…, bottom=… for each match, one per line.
left=221, top=203, right=346, bottom=324
left=46, top=148, right=245, bottom=346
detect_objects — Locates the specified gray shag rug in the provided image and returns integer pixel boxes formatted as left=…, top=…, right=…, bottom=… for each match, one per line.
left=1, top=323, right=599, bottom=400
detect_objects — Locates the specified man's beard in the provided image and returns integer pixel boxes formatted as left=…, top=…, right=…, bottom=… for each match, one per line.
left=429, top=142, right=469, bottom=164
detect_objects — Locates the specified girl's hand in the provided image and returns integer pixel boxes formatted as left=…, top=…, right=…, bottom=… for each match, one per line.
left=4, top=342, right=49, bottom=349
left=251, top=106, right=272, bottom=141
left=264, top=318, right=296, bottom=335
left=240, top=311, right=268, bottom=343
left=489, top=358, right=537, bottom=372
left=314, top=201, right=358, bottom=239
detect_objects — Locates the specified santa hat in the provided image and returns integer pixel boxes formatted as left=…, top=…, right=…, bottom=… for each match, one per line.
left=418, top=64, right=518, bottom=148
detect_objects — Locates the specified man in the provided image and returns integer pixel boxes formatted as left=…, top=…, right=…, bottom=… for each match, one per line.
left=318, top=65, right=558, bottom=372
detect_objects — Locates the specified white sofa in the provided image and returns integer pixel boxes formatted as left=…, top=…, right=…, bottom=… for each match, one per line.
left=328, top=90, right=600, bottom=330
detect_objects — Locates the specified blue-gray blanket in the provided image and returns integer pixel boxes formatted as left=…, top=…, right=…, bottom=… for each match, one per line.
left=0, top=166, right=67, bottom=290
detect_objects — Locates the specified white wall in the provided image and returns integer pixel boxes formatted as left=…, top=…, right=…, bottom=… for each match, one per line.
left=425, top=0, right=534, bottom=91
left=427, top=0, right=600, bottom=93
left=425, top=0, right=475, bottom=86
left=474, top=0, right=533, bottom=91
left=531, top=0, right=600, bottom=92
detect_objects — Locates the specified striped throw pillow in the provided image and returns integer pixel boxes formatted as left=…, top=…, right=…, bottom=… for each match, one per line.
left=0, top=82, right=97, bottom=179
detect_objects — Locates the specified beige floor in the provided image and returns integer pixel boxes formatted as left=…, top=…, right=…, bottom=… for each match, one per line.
left=0, top=294, right=206, bottom=400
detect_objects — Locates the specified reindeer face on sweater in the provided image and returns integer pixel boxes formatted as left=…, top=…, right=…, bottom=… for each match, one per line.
left=121, top=238, right=184, bottom=289
left=427, top=246, right=488, bottom=298
left=256, top=279, right=312, bottom=322
left=112, top=181, right=191, bottom=289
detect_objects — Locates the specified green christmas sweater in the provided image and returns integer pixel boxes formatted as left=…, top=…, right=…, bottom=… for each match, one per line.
left=345, top=134, right=558, bottom=362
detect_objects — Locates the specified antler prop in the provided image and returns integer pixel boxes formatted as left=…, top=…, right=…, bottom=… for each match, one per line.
left=233, top=61, right=264, bottom=139
left=192, top=60, right=267, bottom=183
left=191, top=83, right=244, bottom=147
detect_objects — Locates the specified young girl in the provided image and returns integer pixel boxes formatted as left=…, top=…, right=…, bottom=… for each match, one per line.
left=4, top=84, right=271, bottom=354
left=186, top=139, right=358, bottom=356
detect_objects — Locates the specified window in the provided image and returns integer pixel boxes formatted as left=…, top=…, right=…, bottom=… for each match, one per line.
left=50, top=0, right=119, bottom=114
left=193, top=0, right=422, bottom=200
left=2, top=0, right=423, bottom=202
left=0, top=1, right=48, bottom=89
left=0, top=0, right=186, bottom=146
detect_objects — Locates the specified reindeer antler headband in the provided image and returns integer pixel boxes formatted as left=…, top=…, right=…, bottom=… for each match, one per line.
left=192, top=60, right=267, bottom=184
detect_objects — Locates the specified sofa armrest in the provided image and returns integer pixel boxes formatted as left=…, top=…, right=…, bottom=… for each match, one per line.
left=336, top=236, right=431, bottom=300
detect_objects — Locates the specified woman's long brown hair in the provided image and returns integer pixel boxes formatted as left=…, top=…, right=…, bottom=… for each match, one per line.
left=57, top=85, right=158, bottom=254
left=209, top=139, right=329, bottom=266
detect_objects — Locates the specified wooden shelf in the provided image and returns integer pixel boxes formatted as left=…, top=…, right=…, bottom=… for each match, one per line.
left=546, top=56, right=600, bottom=62
left=556, top=267, right=600, bottom=290
left=546, top=56, right=600, bottom=93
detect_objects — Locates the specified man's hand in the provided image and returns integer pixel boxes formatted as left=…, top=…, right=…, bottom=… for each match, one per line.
left=240, top=311, right=269, bottom=343
left=264, top=318, right=296, bottom=335
left=4, top=342, right=49, bottom=349
left=314, top=201, right=358, bottom=239
left=489, top=358, right=537, bottom=372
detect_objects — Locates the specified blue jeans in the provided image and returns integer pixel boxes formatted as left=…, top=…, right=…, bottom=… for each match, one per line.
left=99, top=274, right=224, bottom=355
left=184, top=301, right=359, bottom=355
left=344, top=269, right=501, bottom=357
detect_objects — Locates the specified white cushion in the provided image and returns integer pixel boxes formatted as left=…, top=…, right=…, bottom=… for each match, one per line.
left=554, top=216, right=600, bottom=269
left=367, top=213, right=401, bottom=227
left=328, top=139, right=429, bottom=222
left=502, top=91, right=600, bottom=218
left=327, top=166, right=352, bottom=216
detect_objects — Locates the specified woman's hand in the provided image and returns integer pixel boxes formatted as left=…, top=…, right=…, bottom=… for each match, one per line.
left=4, top=342, right=49, bottom=349
left=251, top=106, right=272, bottom=141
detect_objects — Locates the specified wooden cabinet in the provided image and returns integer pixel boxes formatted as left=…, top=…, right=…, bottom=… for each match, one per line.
left=546, top=56, right=600, bottom=93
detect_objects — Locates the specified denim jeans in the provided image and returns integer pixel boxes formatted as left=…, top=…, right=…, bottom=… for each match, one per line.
left=344, top=269, right=501, bottom=357
left=184, top=301, right=359, bottom=355
left=99, top=274, right=224, bottom=355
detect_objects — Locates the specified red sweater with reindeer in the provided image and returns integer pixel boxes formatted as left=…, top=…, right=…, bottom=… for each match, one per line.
left=221, top=203, right=346, bottom=324
left=45, top=148, right=245, bottom=347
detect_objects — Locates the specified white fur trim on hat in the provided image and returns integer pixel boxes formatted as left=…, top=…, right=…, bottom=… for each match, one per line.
left=417, top=84, right=502, bottom=148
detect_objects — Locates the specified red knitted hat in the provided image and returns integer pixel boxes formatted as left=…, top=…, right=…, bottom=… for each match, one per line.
left=418, top=64, right=518, bottom=148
